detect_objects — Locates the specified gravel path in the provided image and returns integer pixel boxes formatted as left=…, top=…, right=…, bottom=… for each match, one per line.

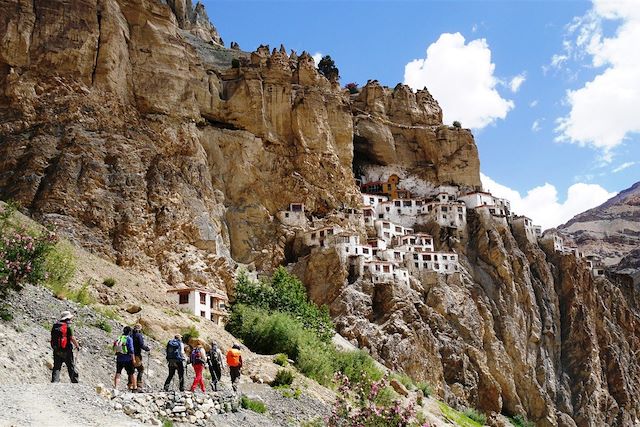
left=0, top=383, right=143, bottom=427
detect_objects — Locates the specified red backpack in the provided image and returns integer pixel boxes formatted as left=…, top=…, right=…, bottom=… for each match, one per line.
left=51, top=322, right=68, bottom=350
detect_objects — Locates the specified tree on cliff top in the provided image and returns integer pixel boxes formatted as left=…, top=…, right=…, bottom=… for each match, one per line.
left=318, top=55, right=340, bottom=81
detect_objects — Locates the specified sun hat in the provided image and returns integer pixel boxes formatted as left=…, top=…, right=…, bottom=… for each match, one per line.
left=60, top=311, right=74, bottom=321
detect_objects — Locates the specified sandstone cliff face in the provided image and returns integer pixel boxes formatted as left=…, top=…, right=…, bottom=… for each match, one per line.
left=352, top=81, right=481, bottom=189
left=1, top=1, right=638, bottom=426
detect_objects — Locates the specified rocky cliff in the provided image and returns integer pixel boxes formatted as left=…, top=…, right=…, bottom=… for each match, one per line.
left=1, top=1, right=639, bottom=426
left=558, top=182, right=640, bottom=267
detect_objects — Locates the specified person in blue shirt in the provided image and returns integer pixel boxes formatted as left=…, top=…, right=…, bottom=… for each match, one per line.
left=113, top=326, right=136, bottom=390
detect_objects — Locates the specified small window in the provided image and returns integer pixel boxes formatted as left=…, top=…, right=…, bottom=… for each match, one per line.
left=200, top=311, right=206, bottom=318
left=311, top=232, right=317, bottom=239
left=199, top=292, right=206, bottom=304
left=284, top=212, right=289, bottom=218
left=178, top=292, right=189, bottom=305
left=395, top=201, right=401, bottom=206
left=415, top=262, right=419, bottom=268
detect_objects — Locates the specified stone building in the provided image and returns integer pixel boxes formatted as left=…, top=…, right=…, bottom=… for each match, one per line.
left=277, top=203, right=307, bottom=227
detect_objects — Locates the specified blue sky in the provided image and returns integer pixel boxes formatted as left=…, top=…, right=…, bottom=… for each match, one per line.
left=205, top=0, right=639, bottom=228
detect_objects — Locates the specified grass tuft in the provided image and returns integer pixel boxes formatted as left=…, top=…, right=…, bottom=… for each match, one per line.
left=240, top=395, right=266, bottom=414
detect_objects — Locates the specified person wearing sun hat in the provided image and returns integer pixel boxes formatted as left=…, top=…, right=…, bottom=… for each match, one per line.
left=50, top=311, right=80, bottom=383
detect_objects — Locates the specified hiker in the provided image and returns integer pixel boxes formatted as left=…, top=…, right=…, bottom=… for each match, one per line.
left=226, top=343, right=243, bottom=392
left=189, top=340, right=208, bottom=392
left=207, top=341, right=225, bottom=391
left=130, top=324, right=151, bottom=391
left=164, top=334, right=185, bottom=391
left=50, top=311, right=80, bottom=383
left=113, top=326, right=136, bottom=391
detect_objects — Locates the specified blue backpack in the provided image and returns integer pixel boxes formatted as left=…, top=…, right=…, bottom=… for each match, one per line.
left=166, top=339, right=183, bottom=360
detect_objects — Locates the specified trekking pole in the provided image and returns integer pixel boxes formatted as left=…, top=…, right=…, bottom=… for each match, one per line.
left=145, top=351, right=150, bottom=388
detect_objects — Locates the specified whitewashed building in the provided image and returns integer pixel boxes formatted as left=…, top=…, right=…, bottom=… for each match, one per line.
left=364, top=261, right=409, bottom=286
left=422, top=201, right=466, bottom=228
left=277, top=203, right=307, bottom=227
left=512, top=215, right=538, bottom=243
left=361, top=194, right=389, bottom=209
left=395, top=233, right=434, bottom=252
left=458, top=191, right=497, bottom=209
left=167, top=288, right=229, bottom=326
left=585, top=255, right=605, bottom=277
left=406, top=251, right=459, bottom=274
left=374, top=220, right=414, bottom=244
left=328, top=233, right=373, bottom=261
left=432, top=185, right=459, bottom=202
left=302, top=225, right=342, bottom=247
left=377, top=199, right=425, bottom=228
left=541, top=233, right=565, bottom=253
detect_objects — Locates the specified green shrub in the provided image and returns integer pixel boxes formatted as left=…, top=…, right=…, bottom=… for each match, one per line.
left=273, top=353, right=289, bottom=366
left=334, top=349, right=383, bottom=385
left=271, top=369, right=294, bottom=387
left=453, top=120, right=462, bottom=128
left=161, top=417, right=174, bottom=427
left=231, top=58, right=240, bottom=68
left=180, top=325, right=200, bottom=343
left=69, top=282, right=94, bottom=305
left=234, top=268, right=334, bottom=342
left=463, top=408, right=487, bottom=425
left=318, top=55, right=339, bottom=81
left=439, top=402, right=484, bottom=427
left=280, top=387, right=302, bottom=399
left=416, top=381, right=432, bottom=397
left=97, top=306, right=120, bottom=320
left=0, top=303, right=13, bottom=321
left=510, top=414, right=534, bottom=427
left=93, top=319, right=112, bottom=333
left=240, top=395, right=266, bottom=414
left=102, top=277, right=116, bottom=288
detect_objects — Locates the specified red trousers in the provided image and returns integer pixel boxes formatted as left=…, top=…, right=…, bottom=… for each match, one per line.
left=190, top=363, right=205, bottom=392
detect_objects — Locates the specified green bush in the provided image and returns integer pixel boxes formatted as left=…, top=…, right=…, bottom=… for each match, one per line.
left=271, top=369, right=294, bottom=387
left=180, top=325, right=200, bottom=343
left=0, top=303, right=13, bottom=321
left=234, top=268, right=334, bottom=342
left=231, top=58, right=240, bottom=68
left=318, top=55, right=339, bottom=81
left=68, top=282, right=93, bottom=305
left=93, top=319, right=112, bottom=333
left=416, top=381, right=432, bottom=397
left=439, top=402, right=484, bottom=427
left=453, top=120, right=462, bottom=128
left=102, top=277, right=116, bottom=288
left=510, top=414, right=534, bottom=427
left=273, top=353, right=289, bottom=366
left=463, top=408, right=487, bottom=425
left=240, top=395, right=266, bottom=413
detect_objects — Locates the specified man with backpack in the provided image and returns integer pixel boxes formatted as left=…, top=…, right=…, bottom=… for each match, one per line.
left=163, top=334, right=185, bottom=392
left=226, top=343, right=243, bottom=392
left=50, top=311, right=80, bottom=383
left=130, top=324, right=150, bottom=391
left=113, top=326, right=136, bottom=391
left=207, top=341, right=225, bottom=391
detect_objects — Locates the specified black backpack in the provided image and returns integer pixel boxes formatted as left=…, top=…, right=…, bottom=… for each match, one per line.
left=166, top=339, right=183, bottom=360
left=209, top=349, right=222, bottom=370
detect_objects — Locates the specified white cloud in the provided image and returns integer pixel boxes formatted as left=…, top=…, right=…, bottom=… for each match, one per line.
left=481, top=173, right=616, bottom=230
left=532, top=120, right=542, bottom=132
left=555, top=0, right=640, bottom=157
left=529, top=100, right=538, bottom=108
left=612, top=161, right=636, bottom=173
left=404, top=32, right=514, bottom=129
left=311, top=52, right=323, bottom=66
left=509, top=73, right=526, bottom=92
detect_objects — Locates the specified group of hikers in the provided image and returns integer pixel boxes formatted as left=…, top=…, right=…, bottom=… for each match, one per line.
left=50, top=310, right=244, bottom=393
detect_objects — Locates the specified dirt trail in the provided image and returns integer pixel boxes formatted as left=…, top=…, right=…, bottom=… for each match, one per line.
left=0, top=383, right=143, bottom=427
